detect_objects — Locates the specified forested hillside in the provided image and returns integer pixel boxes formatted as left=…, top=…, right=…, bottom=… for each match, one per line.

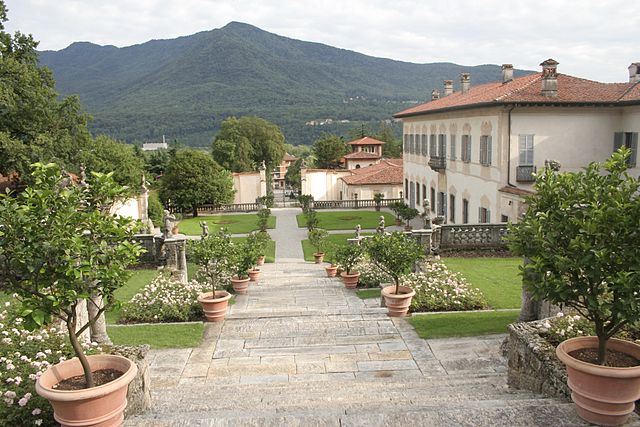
left=39, top=22, right=531, bottom=146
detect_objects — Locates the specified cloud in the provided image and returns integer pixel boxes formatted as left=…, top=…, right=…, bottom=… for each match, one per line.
left=4, top=0, right=639, bottom=81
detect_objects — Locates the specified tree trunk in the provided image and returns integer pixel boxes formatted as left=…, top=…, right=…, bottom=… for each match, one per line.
left=192, top=205, right=199, bottom=217
left=598, top=334, right=608, bottom=365
left=67, top=315, right=95, bottom=388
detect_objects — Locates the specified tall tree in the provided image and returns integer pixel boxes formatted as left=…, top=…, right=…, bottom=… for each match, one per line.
left=312, top=134, right=348, bottom=169
left=285, top=158, right=303, bottom=191
left=212, top=116, right=285, bottom=172
left=374, top=123, right=402, bottom=158
left=80, top=135, right=145, bottom=189
left=159, top=149, right=234, bottom=216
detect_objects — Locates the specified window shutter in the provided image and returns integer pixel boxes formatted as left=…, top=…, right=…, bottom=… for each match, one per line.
left=630, top=133, right=638, bottom=167
left=450, top=135, right=456, bottom=160
left=487, top=136, right=492, bottom=165
left=486, top=210, right=491, bottom=223
left=613, top=132, right=624, bottom=152
left=443, top=195, right=447, bottom=222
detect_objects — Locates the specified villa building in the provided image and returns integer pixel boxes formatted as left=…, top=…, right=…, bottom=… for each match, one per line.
left=342, top=136, right=385, bottom=169
left=394, top=59, right=640, bottom=224
left=273, top=153, right=298, bottom=189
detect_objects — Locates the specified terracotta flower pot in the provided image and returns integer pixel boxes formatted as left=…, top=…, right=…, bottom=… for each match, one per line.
left=231, top=276, right=250, bottom=294
left=197, top=290, right=232, bottom=322
left=556, top=336, right=640, bottom=426
left=395, top=218, right=402, bottom=226
left=313, top=252, right=325, bottom=264
left=256, top=255, right=266, bottom=266
left=248, top=268, right=261, bottom=282
left=381, top=285, right=416, bottom=317
left=36, top=354, right=137, bottom=427
left=325, top=264, right=338, bottom=278
left=341, top=271, right=360, bottom=289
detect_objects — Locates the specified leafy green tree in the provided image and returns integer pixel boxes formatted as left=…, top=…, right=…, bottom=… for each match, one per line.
left=508, top=149, right=640, bottom=365
left=159, top=149, right=234, bottom=216
left=374, top=124, right=402, bottom=158
left=364, top=232, right=424, bottom=294
left=145, top=149, right=171, bottom=179
left=80, top=135, right=145, bottom=189
left=312, top=133, right=347, bottom=169
left=212, top=116, right=285, bottom=172
left=285, top=158, right=303, bottom=190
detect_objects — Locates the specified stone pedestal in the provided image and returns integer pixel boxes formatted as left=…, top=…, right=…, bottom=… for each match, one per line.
left=410, top=229, right=433, bottom=255
left=158, top=234, right=188, bottom=284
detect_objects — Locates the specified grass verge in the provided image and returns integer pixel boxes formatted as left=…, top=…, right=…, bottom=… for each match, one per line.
left=296, top=211, right=394, bottom=230
left=301, top=233, right=371, bottom=262
left=179, top=214, right=276, bottom=235
left=107, top=323, right=204, bottom=348
left=357, top=289, right=381, bottom=299
left=408, top=310, right=520, bottom=339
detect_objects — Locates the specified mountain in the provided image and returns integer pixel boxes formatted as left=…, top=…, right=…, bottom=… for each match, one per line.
left=38, top=22, right=531, bottom=146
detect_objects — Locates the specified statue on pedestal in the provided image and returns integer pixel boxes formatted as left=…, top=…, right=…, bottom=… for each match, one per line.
left=355, top=224, right=361, bottom=239
left=162, top=210, right=176, bottom=239
left=421, top=198, right=432, bottom=229
left=376, top=216, right=385, bottom=234
left=200, top=221, right=209, bottom=238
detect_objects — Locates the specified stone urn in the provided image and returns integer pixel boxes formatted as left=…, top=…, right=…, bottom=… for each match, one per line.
left=325, top=264, right=338, bottom=278
left=231, top=276, right=250, bottom=294
left=313, top=252, right=325, bottom=264
left=197, top=290, right=232, bottom=322
left=381, top=285, right=415, bottom=317
left=556, top=336, right=640, bottom=426
left=248, top=268, right=261, bottom=282
left=341, top=271, right=360, bottom=289
left=36, top=354, right=138, bottom=427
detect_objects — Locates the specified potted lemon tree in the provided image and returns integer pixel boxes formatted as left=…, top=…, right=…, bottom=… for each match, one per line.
left=229, top=238, right=258, bottom=294
left=0, top=163, right=142, bottom=426
left=335, top=244, right=364, bottom=288
left=364, top=232, right=424, bottom=316
left=509, top=149, right=640, bottom=426
left=308, top=228, right=328, bottom=264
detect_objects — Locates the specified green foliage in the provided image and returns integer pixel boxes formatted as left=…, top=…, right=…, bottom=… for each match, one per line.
left=80, top=135, right=145, bottom=189
left=188, top=230, right=233, bottom=294
left=308, top=228, right=328, bottom=254
left=312, top=133, right=348, bottom=169
left=388, top=201, right=408, bottom=219
left=298, top=194, right=314, bottom=212
left=212, top=116, right=285, bottom=172
left=256, top=208, right=271, bottom=232
left=508, top=149, right=640, bottom=365
left=305, top=209, right=319, bottom=231
left=159, top=149, right=234, bottom=215
left=373, top=192, right=384, bottom=204
left=144, top=149, right=171, bottom=178
left=373, top=123, right=402, bottom=158
left=354, top=256, right=393, bottom=288
left=247, top=231, right=271, bottom=257
left=364, top=232, right=424, bottom=294
left=400, top=206, right=419, bottom=225
left=257, top=195, right=274, bottom=208
left=285, top=158, right=303, bottom=190
left=147, top=191, right=164, bottom=227
left=0, top=162, right=142, bottom=387
left=229, top=238, right=259, bottom=279
left=335, top=244, right=364, bottom=275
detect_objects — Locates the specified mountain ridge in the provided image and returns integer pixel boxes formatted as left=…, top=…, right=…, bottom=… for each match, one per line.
left=38, top=22, right=532, bottom=146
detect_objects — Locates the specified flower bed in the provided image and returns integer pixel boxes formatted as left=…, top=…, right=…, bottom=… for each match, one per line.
left=119, top=272, right=213, bottom=323
left=353, top=257, right=392, bottom=288
left=0, top=302, right=101, bottom=427
left=402, top=261, right=488, bottom=312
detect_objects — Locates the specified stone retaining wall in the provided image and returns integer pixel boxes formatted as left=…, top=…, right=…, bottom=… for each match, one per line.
left=109, top=345, right=152, bottom=418
left=505, top=321, right=570, bottom=400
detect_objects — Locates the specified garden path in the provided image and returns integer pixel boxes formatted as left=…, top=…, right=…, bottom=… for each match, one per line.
left=270, top=207, right=307, bottom=260
left=125, top=259, right=589, bottom=426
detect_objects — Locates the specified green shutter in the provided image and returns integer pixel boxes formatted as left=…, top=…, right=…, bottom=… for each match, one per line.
left=613, top=132, right=624, bottom=152
left=487, top=136, right=492, bottom=165
left=630, top=133, right=638, bottom=167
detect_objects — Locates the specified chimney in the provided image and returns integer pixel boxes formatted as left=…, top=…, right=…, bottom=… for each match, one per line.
left=460, top=73, right=471, bottom=94
left=540, top=58, right=559, bottom=97
left=502, top=64, right=514, bottom=83
left=629, top=62, right=640, bottom=83
left=431, top=89, right=440, bottom=101
left=443, top=80, right=453, bottom=96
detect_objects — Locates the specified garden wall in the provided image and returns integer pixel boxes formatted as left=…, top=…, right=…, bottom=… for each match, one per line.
left=110, top=345, right=152, bottom=418
left=505, top=320, right=570, bottom=400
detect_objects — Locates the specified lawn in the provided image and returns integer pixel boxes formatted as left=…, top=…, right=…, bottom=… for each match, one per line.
left=107, top=323, right=204, bottom=348
left=443, top=257, right=522, bottom=309
left=408, top=310, right=520, bottom=339
left=296, top=211, right=395, bottom=230
left=357, top=288, right=381, bottom=299
left=301, top=232, right=371, bottom=262
left=179, top=213, right=276, bottom=235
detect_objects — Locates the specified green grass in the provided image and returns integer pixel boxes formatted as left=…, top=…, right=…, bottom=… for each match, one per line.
left=301, top=233, right=371, bottom=262
left=357, top=289, right=381, bottom=299
left=107, top=323, right=204, bottom=348
left=106, top=268, right=159, bottom=324
left=408, top=311, right=520, bottom=339
left=443, top=257, right=522, bottom=309
left=296, top=211, right=395, bottom=230
left=179, top=214, right=276, bottom=235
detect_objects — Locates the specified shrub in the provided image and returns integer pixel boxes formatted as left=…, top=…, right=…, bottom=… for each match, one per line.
left=354, top=256, right=393, bottom=288
left=364, top=232, right=424, bottom=294
left=229, top=239, right=258, bottom=280
left=298, top=194, right=314, bottom=212
left=247, top=231, right=271, bottom=257
left=305, top=209, right=318, bottom=231
left=256, top=208, right=271, bottom=232
left=308, top=228, right=328, bottom=254
left=188, top=230, right=233, bottom=295
left=335, top=244, right=364, bottom=275
left=119, top=272, right=209, bottom=323
left=403, top=261, right=487, bottom=312
left=147, top=191, right=164, bottom=227
left=537, top=312, right=640, bottom=347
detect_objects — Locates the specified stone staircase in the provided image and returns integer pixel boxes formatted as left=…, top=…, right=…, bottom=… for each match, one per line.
left=125, top=261, right=593, bottom=426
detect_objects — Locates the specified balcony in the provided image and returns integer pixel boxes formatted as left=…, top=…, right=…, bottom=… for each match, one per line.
left=428, top=156, right=446, bottom=171
left=516, top=165, right=537, bottom=182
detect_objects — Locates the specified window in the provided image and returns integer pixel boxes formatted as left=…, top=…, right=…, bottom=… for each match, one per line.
left=450, top=135, right=456, bottom=160
left=462, top=199, right=469, bottom=224
left=421, top=135, right=428, bottom=156
left=430, top=187, right=436, bottom=212
left=614, top=132, right=638, bottom=167
left=429, top=134, right=437, bottom=157
left=519, top=135, right=534, bottom=165
left=478, top=207, right=491, bottom=223
left=449, top=194, right=455, bottom=223
left=403, top=134, right=408, bottom=153
left=416, top=185, right=420, bottom=205
left=461, top=135, right=471, bottom=162
left=404, top=179, right=408, bottom=199
left=409, top=134, right=414, bottom=154
left=422, top=184, right=427, bottom=205
left=501, top=214, right=509, bottom=223
left=437, top=134, right=446, bottom=158
left=438, top=192, right=446, bottom=217
left=480, top=135, right=492, bottom=166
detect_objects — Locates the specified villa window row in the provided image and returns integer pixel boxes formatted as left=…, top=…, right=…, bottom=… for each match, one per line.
left=403, top=133, right=493, bottom=167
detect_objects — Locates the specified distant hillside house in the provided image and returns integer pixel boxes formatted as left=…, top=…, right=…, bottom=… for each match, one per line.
left=342, top=137, right=385, bottom=169
left=273, top=153, right=297, bottom=189
left=142, top=142, right=168, bottom=151
left=394, top=59, right=640, bottom=225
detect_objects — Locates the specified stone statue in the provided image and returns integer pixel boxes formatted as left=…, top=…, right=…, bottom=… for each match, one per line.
left=260, top=160, right=266, bottom=170
left=79, top=164, right=88, bottom=188
left=162, top=210, right=176, bottom=239
left=376, top=216, right=385, bottom=234
left=355, top=224, right=361, bottom=239
left=200, top=221, right=209, bottom=238
left=421, top=198, right=432, bottom=229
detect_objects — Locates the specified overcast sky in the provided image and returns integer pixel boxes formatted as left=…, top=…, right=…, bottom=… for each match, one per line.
left=5, top=0, right=639, bottom=82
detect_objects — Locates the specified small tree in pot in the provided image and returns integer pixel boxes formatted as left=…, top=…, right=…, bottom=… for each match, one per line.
left=364, top=232, right=424, bottom=316
left=308, top=228, right=328, bottom=263
left=256, top=208, right=271, bottom=233
left=388, top=201, right=407, bottom=225
left=508, top=149, right=640, bottom=426
left=335, top=244, right=364, bottom=288
left=248, top=230, right=271, bottom=266
left=0, top=163, right=142, bottom=425
left=324, top=242, right=339, bottom=277
left=373, top=192, right=384, bottom=211
left=228, top=238, right=258, bottom=294
left=399, top=206, right=419, bottom=230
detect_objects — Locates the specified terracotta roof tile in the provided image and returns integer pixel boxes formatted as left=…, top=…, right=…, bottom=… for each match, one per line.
left=341, top=159, right=403, bottom=185
left=343, top=151, right=381, bottom=160
left=347, top=136, right=386, bottom=146
left=394, top=73, right=640, bottom=118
